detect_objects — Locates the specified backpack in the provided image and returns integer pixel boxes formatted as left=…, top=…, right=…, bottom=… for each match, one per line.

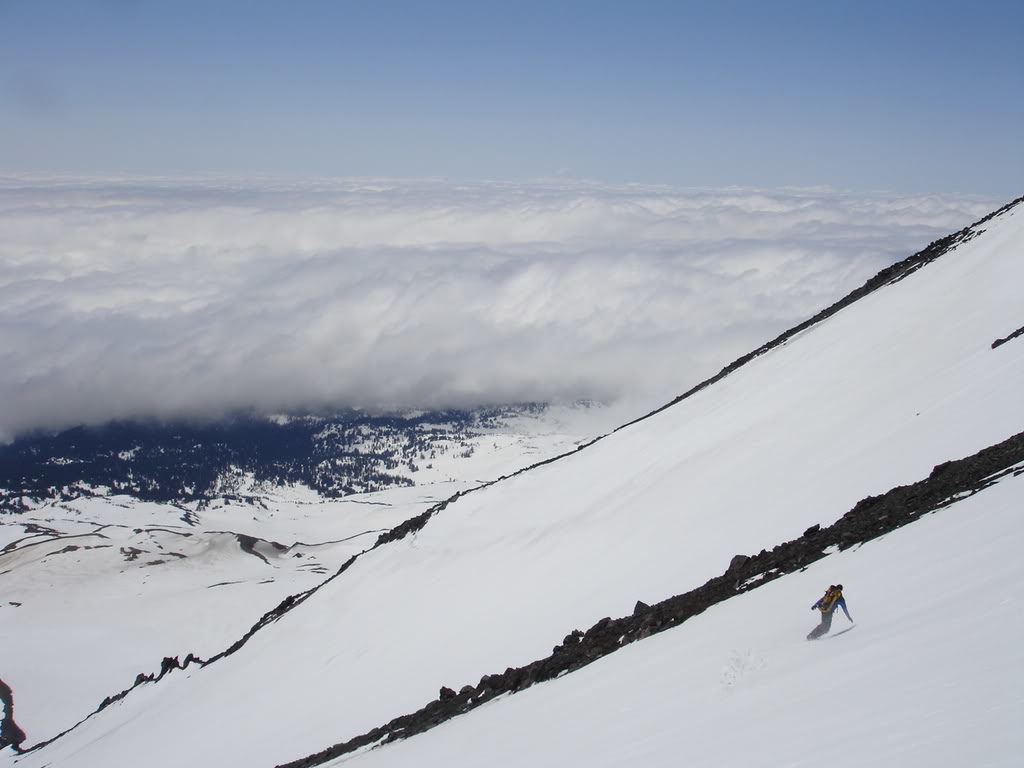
left=818, top=586, right=842, bottom=613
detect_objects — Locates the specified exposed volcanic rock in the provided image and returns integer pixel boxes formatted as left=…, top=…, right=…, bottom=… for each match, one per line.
left=992, top=324, right=1024, bottom=349
left=0, top=678, right=26, bottom=752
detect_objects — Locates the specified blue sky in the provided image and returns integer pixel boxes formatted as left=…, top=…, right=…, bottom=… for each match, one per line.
left=2, top=0, right=1022, bottom=195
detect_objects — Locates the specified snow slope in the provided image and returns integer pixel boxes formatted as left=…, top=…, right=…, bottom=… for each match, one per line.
left=0, top=403, right=598, bottom=741
left=338, top=464, right=1024, bottom=768
left=6, top=199, right=1023, bottom=766
left=0, top=484, right=447, bottom=740
left=3, top=526, right=329, bottom=739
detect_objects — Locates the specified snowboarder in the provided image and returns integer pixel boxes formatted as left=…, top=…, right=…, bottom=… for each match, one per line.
left=807, top=584, right=852, bottom=640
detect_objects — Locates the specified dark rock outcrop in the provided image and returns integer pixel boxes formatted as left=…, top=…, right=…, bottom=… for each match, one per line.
left=992, top=324, right=1024, bottom=349
left=0, top=679, right=26, bottom=752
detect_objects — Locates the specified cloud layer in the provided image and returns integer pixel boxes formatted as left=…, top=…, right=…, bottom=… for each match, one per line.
left=0, top=176, right=1000, bottom=440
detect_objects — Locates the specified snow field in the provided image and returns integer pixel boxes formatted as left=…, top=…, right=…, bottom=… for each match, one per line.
left=0, top=482, right=472, bottom=740
left=337, top=468, right=1024, bottom=768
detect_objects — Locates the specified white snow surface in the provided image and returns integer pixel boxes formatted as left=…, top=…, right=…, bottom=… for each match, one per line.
left=0, top=484, right=440, bottom=740
left=339, top=467, right=1024, bottom=768
left=4, top=200, right=1023, bottom=767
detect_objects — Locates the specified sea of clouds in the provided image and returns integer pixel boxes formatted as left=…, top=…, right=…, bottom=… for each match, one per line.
left=0, top=175, right=1001, bottom=441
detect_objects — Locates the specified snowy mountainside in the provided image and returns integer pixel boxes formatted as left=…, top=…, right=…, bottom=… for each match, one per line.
left=3, top=197, right=1024, bottom=767
left=0, top=485, right=442, bottom=743
left=0, top=404, right=603, bottom=745
left=336, top=462, right=1024, bottom=768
